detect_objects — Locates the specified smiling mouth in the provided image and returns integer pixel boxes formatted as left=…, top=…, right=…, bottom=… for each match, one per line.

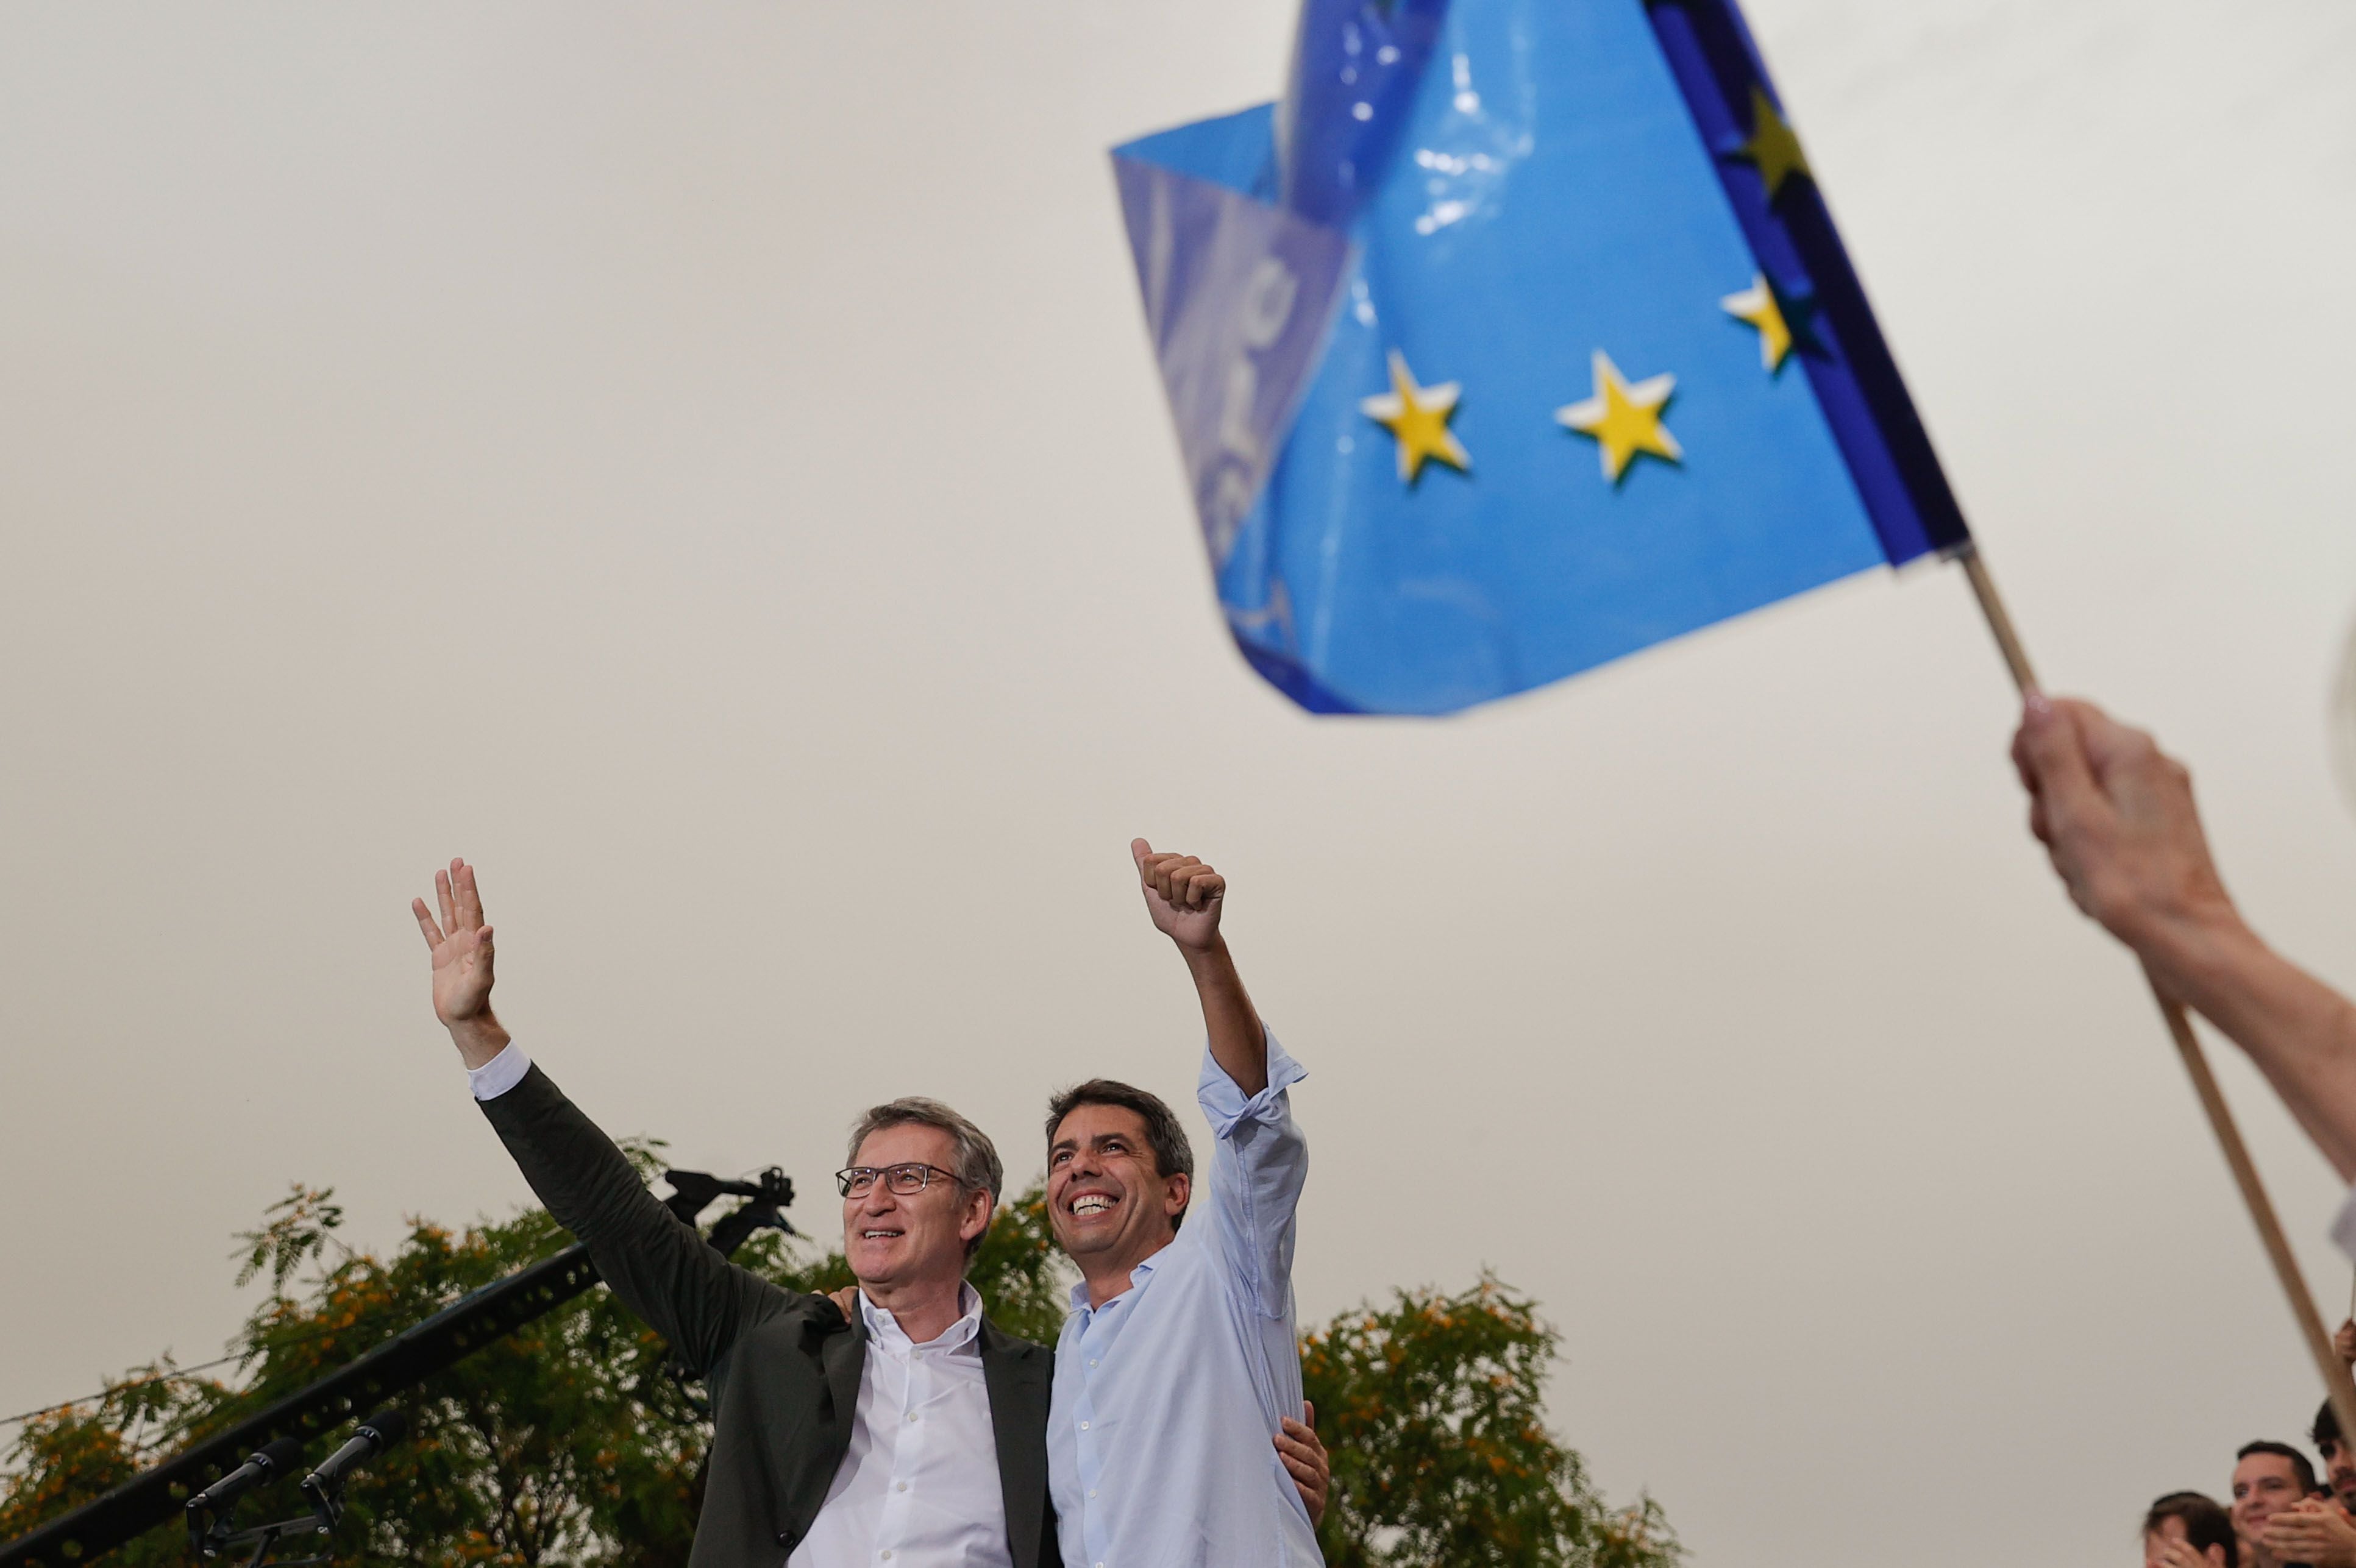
left=1068, top=1194, right=1117, bottom=1217
left=858, top=1228, right=905, bottom=1240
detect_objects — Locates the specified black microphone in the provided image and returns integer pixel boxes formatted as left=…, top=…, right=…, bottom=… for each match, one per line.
left=300, top=1410, right=408, bottom=1503
left=188, top=1436, right=306, bottom=1513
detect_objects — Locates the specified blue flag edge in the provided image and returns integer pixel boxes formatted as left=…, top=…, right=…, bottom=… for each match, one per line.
left=1112, top=108, right=1369, bottom=713
left=1643, top=0, right=1971, bottom=566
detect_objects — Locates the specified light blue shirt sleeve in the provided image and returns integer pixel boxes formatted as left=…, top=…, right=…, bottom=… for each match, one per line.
left=467, top=1040, right=533, bottom=1101
left=1197, top=1030, right=1309, bottom=1319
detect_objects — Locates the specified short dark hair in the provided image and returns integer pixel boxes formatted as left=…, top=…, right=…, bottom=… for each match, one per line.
left=1045, top=1079, right=1195, bottom=1223
left=2143, top=1492, right=2236, bottom=1567
left=2316, top=1397, right=2343, bottom=1457
left=2237, top=1440, right=2319, bottom=1495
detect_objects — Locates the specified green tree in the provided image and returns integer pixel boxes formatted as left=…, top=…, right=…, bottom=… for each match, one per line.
left=1303, top=1275, right=1676, bottom=1567
left=2, top=1172, right=1675, bottom=1568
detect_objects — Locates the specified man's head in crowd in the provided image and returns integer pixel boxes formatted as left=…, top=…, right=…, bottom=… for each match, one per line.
left=2145, top=1491, right=2238, bottom=1568
left=2232, top=1442, right=2318, bottom=1561
left=2312, top=1400, right=2356, bottom=1512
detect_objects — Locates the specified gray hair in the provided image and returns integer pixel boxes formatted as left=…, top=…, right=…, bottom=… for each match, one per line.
left=845, top=1096, right=1006, bottom=1236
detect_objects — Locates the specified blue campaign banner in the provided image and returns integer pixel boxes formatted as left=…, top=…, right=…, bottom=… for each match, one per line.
left=1112, top=0, right=1971, bottom=715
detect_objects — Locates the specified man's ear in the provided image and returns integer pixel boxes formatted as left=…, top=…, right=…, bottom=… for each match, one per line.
left=962, top=1191, right=995, bottom=1248
left=1163, top=1171, right=1191, bottom=1219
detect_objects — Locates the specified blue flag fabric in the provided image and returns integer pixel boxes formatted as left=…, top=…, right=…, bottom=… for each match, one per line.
left=1112, top=0, right=1970, bottom=715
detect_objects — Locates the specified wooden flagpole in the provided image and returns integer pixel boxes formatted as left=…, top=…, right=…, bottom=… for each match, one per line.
left=1956, top=539, right=2356, bottom=1445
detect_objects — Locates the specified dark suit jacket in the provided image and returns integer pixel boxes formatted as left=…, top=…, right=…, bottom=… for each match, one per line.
left=479, top=1064, right=1058, bottom=1568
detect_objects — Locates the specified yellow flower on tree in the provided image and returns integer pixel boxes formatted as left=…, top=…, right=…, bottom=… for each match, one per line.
left=1359, top=348, right=1470, bottom=484
left=1556, top=350, right=1682, bottom=483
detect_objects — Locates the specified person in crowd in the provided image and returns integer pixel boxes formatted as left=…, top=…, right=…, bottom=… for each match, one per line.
left=2317, top=1400, right=2356, bottom=1512
left=2144, top=1491, right=2237, bottom=1568
left=2234, top=1442, right=2322, bottom=1568
left=2311, top=1318, right=2356, bottom=1520
left=2012, top=697, right=2356, bottom=1248
left=1035, top=841, right=1323, bottom=1567
left=410, top=856, right=1328, bottom=1568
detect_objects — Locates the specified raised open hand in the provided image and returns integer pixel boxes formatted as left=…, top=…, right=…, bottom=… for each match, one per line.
left=1132, top=840, right=1225, bottom=951
left=412, top=859, right=496, bottom=1029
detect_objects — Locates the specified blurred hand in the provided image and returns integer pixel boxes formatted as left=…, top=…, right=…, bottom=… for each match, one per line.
left=2264, top=1497, right=2356, bottom=1567
left=826, top=1286, right=858, bottom=1322
left=2146, top=1534, right=2217, bottom=1568
left=2146, top=1534, right=2219, bottom=1568
left=1133, top=840, right=1225, bottom=952
left=2336, top=1317, right=2356, bottom=1368
left=412, top=859, right=497, bottom=1028
left=2010, top=697, right=2241, bottom=984
left=1275, top=1400, right=1329, bottom=1528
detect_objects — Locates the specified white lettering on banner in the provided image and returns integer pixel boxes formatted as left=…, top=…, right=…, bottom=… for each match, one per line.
left=1200, top=255, right=1300, bottom=569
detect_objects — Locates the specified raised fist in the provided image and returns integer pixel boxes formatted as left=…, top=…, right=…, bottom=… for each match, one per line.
left=1133, top=840, right=1226, bottom=952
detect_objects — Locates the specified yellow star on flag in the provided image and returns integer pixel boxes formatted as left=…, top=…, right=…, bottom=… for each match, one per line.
left=1721, top=273, right=1793, bottom=371
left=1359, top=348, right=1469, bottom=483
left=1732, top=87, right=1811, bottom=202
left=1556, top=350, right=1682, bottom=483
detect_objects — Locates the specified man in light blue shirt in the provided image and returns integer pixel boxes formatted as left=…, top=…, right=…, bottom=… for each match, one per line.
left=1041, top=841, right=1321, bottom=1568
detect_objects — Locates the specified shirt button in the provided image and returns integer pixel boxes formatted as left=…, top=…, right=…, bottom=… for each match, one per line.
left=896, top=1482, right=908, bottom=1492
left=1079, top=1421, right=1090, bottom=1431
left=1088, top=1359, right=1098, bottom=1368
left=1087, top=1489, right=1097, bottom=1500
left=881, top=1554, right=892, bottom=1562
left=906, top=1413, right=919, bottom=1423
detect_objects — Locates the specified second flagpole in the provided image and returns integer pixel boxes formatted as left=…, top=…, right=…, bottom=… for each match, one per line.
left=1955, top=540, right=2356, bottom=1447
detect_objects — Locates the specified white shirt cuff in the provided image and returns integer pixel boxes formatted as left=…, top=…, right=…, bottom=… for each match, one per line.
left=467, top=1041, right=532, bottom=1102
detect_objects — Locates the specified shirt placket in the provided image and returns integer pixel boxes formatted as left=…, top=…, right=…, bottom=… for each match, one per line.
left=1075, top=1302, right=1117, bottom=1568
left=875, top=1341, right=927, bottom=1563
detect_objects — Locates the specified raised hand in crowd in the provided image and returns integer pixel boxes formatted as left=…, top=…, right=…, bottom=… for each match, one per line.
left=2265, top=1496, right=2356, bottom=1568
left=411, top=858, right=510, bottom=1068
left=2012, top=698, right=2356, bottom=1182
left=2144, top=1535, right=2222, bottom=1568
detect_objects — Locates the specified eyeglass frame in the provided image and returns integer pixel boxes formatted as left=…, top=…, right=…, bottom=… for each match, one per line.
left=835, top=1162, right=970, bottom=1199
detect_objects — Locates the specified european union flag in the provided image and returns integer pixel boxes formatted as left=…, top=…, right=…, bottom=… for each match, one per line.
left=1112, top=0, right=1971, bottom=715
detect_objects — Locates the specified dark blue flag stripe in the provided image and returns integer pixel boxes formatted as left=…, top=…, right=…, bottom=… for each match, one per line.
left=1644, top=0, right=1972, bottom=566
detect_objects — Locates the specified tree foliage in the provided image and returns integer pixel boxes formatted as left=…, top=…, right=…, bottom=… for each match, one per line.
left=1304, top=1275, right=1676, bottom=1568
left=2, top=1167, right=1676, bottom=1568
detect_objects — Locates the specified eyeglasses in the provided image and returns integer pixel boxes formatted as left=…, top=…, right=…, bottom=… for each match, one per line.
left=836, top=1163, right=966, bottom=1199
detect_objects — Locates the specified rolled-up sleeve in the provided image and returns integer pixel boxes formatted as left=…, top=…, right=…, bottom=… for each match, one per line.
left=1198, top=1032, right=1309, bottom=1319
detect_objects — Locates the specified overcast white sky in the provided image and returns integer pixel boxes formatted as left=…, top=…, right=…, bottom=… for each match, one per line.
left=5, top=2, right=2355, bottom=1564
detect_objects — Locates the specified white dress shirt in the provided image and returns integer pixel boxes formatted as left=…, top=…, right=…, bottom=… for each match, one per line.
left=1048, top=1034, right=1320, bottom=1568
left=468, top=1043, right=1013, bottom=1568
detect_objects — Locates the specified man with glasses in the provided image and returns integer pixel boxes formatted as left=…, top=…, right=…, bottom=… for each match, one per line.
left=410, top=857, right=1326, bottom=1568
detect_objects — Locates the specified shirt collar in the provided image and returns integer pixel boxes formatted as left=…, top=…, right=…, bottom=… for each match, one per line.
left=1067, top=1254, right=1160, bottom=1315
left=859, top=1282, right=983, bottom=1355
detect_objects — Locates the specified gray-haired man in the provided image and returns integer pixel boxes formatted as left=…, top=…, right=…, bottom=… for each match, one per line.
left=411, top=858, right=1327, bottom=1568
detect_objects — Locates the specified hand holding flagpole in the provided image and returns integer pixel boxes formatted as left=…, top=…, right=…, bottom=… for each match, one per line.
left=1959, top=542, right=2356, bottom=1448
